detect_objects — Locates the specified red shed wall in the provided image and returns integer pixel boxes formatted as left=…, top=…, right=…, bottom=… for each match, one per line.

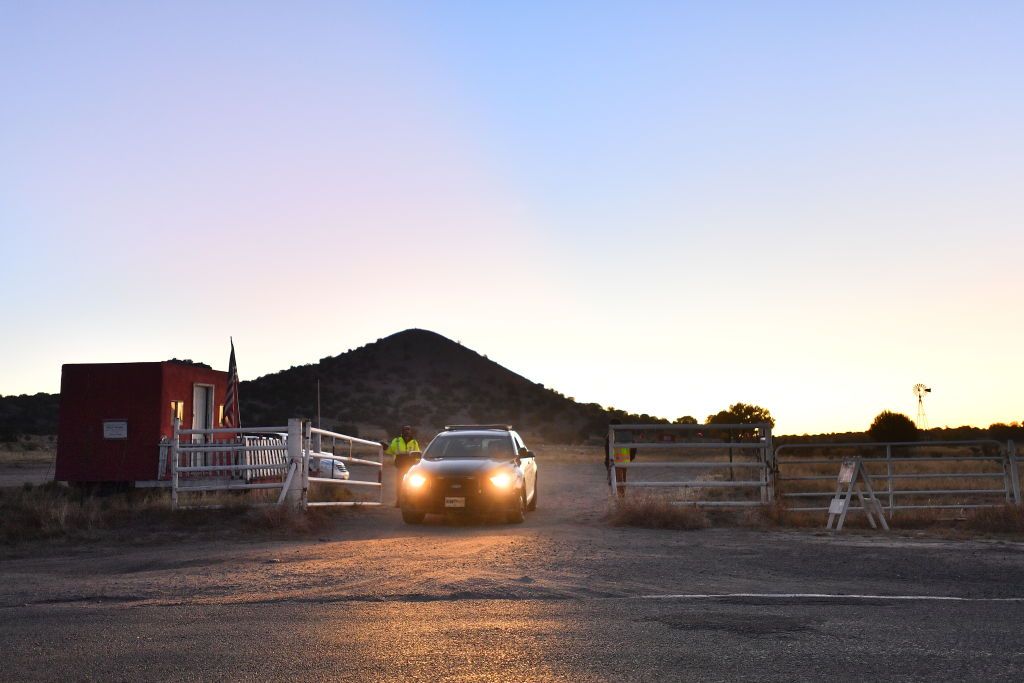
left=159, top=364, right=229, bottom=439
left=56, top=363, right=164, bottom=482
left=56, top=362, right=229, bottom=483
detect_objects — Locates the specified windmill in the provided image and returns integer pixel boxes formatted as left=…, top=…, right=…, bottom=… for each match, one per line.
left=913, top=384, right=931, bottom=428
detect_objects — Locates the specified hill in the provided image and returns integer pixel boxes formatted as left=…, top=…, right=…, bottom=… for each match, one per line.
left=240, top=328, right=654, bottom=443
left=0, top=393, right=60, bottom=441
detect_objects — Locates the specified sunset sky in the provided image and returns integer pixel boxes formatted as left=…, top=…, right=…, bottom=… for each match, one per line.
left=2, top=2, right=1021, bottom=434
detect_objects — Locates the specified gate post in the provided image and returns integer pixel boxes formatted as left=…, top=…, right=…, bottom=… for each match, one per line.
left=285, top=418, right=305, bottom=509
left=763, top=425, right=774, bottom=504
left=608, top=424, right=617, bottom=497
left=302, top=419, right=311, bottom=508
left=885, top=444, right=895, bottom=517
left=1009, top=440, right=1021, bottom=505
left=171, top=418, right=180, bottom=510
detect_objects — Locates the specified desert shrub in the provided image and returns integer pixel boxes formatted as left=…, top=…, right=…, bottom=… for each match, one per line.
left=869, top=411, right=919, bottom=442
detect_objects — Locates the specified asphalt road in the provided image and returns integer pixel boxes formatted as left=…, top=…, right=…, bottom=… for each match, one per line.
left=2, top=452, right=1024, bottom=681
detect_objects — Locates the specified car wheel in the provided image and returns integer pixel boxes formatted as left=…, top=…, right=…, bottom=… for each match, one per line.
left=402, top=509, right=425, bottom=525
left=507, top=493, right=526, bottom=524
left=527, top=475, right=538, bottom=511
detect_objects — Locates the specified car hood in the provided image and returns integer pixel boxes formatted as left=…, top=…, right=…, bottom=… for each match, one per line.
left=413, top=458, right=513, bottom=477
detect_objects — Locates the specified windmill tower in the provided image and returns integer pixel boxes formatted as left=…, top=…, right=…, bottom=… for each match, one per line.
left=913, top=384, right=931, bottom=428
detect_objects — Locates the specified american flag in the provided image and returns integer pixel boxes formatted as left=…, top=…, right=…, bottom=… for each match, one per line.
left=222, top=338, right=241, bottom=428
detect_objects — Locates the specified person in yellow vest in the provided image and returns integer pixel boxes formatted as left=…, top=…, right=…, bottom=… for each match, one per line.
left=604, top=419, right=636, bottom=497
left=384, top=425, right=421, bottom=507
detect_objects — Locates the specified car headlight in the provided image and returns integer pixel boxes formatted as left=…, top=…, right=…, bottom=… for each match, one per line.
left=407, top=473, right=427, bottom=489
left=489, top=472, right=512, bottom=489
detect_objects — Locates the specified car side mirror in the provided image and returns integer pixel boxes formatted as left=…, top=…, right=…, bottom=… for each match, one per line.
left=519, top=447, right=534, bottom=459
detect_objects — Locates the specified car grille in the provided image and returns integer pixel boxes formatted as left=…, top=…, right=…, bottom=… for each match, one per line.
left=435, top=475, right=482, bottom=497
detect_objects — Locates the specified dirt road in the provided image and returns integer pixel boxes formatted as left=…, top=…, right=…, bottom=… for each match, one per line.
left=2, top=452, right=1024, bottom=680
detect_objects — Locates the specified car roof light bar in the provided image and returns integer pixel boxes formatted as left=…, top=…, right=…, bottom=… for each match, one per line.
left=443, top=424, right=514, bottom=432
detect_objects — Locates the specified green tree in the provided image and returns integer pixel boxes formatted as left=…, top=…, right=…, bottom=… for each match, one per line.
left=674, top=415, right=698, bottom=424
left=868, top=411, right=919, bottom=442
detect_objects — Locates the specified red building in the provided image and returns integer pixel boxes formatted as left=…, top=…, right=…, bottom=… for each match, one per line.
left=55, top=361, right=229, bottom=484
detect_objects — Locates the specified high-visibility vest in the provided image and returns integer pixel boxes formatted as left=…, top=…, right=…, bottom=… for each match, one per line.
left=612, top=447, right=631, bottom=464
left=387, top=436, right=420, bottom=456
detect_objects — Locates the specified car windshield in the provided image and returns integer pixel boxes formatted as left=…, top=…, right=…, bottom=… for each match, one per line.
left=424, top=434, right=514, bottom=460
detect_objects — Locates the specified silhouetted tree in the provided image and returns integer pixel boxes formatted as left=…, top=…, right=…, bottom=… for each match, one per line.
left=705, top=403, right=775, bottom=435
left=988, top=422, right=1024, bottom=441
left=868, top=411, right=919, bottom=442
left=674, top=415, right=698, bottom=424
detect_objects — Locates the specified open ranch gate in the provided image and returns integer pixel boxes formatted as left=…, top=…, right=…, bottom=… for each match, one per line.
left=170, top=418, right=383, bottom=510
left=608, top=422, right=774, bottom=507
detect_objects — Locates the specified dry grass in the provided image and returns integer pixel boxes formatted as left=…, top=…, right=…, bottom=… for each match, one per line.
left=606, top=494, right=710, bottom=530
left=965, top=505, right=1024, bottom=533
left=0, top=443, right=56, bottom=467
left=0, top=482, right=338, bottom=546
left=307, top=480, right=377, bottom=504
left=754, top=500, right=1024, bottom=536
left=606, top=494, right=812, bottom=530
left=245, top=505, right=335, bottom=533
left=531, top=445, right=604, bottom=463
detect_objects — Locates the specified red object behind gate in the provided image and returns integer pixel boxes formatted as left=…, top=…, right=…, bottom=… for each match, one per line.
left=56, top=361, right=228, bottom=484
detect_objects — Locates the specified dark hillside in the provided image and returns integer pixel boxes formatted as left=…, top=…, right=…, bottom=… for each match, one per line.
left=240, top=329, right=652, bottom=442
left=0, top=393, right=60, bottom=440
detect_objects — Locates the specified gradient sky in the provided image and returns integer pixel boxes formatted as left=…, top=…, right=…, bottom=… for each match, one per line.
left=2, top=2, right=1022, bottom=434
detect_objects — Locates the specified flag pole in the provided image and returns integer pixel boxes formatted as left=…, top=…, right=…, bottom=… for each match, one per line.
left=232, top=336, right=240, bottom=428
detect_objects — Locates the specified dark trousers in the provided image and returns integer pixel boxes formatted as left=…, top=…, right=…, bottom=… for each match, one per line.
left=394, top=453, right=415, bottom=505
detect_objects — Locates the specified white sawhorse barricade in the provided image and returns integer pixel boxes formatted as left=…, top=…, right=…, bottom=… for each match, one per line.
left=826, top=457, right=889, bottom=532
left=171, top=418, right=383, bottom=510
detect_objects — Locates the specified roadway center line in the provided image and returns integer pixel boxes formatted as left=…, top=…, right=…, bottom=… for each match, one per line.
left=636, top=593, right=1024, bottom=602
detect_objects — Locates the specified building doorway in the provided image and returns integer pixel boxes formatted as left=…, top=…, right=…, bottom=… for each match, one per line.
left=192, top=384, right=214, bottom=443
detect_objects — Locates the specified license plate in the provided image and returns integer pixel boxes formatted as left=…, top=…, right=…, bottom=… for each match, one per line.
left=444, top=497, right=466, bottom=508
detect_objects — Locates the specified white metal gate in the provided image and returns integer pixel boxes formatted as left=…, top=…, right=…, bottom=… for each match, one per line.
left=775, top=439, right=1022, bottom=515
left=304, top=425, right=384, bottom=508
left=170, top=418, right=383, bottom=510
left=608, top=422, right=774, bottom=507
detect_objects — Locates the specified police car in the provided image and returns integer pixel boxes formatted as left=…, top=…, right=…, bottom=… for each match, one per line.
left=399, top=425, right=538, bottom=524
